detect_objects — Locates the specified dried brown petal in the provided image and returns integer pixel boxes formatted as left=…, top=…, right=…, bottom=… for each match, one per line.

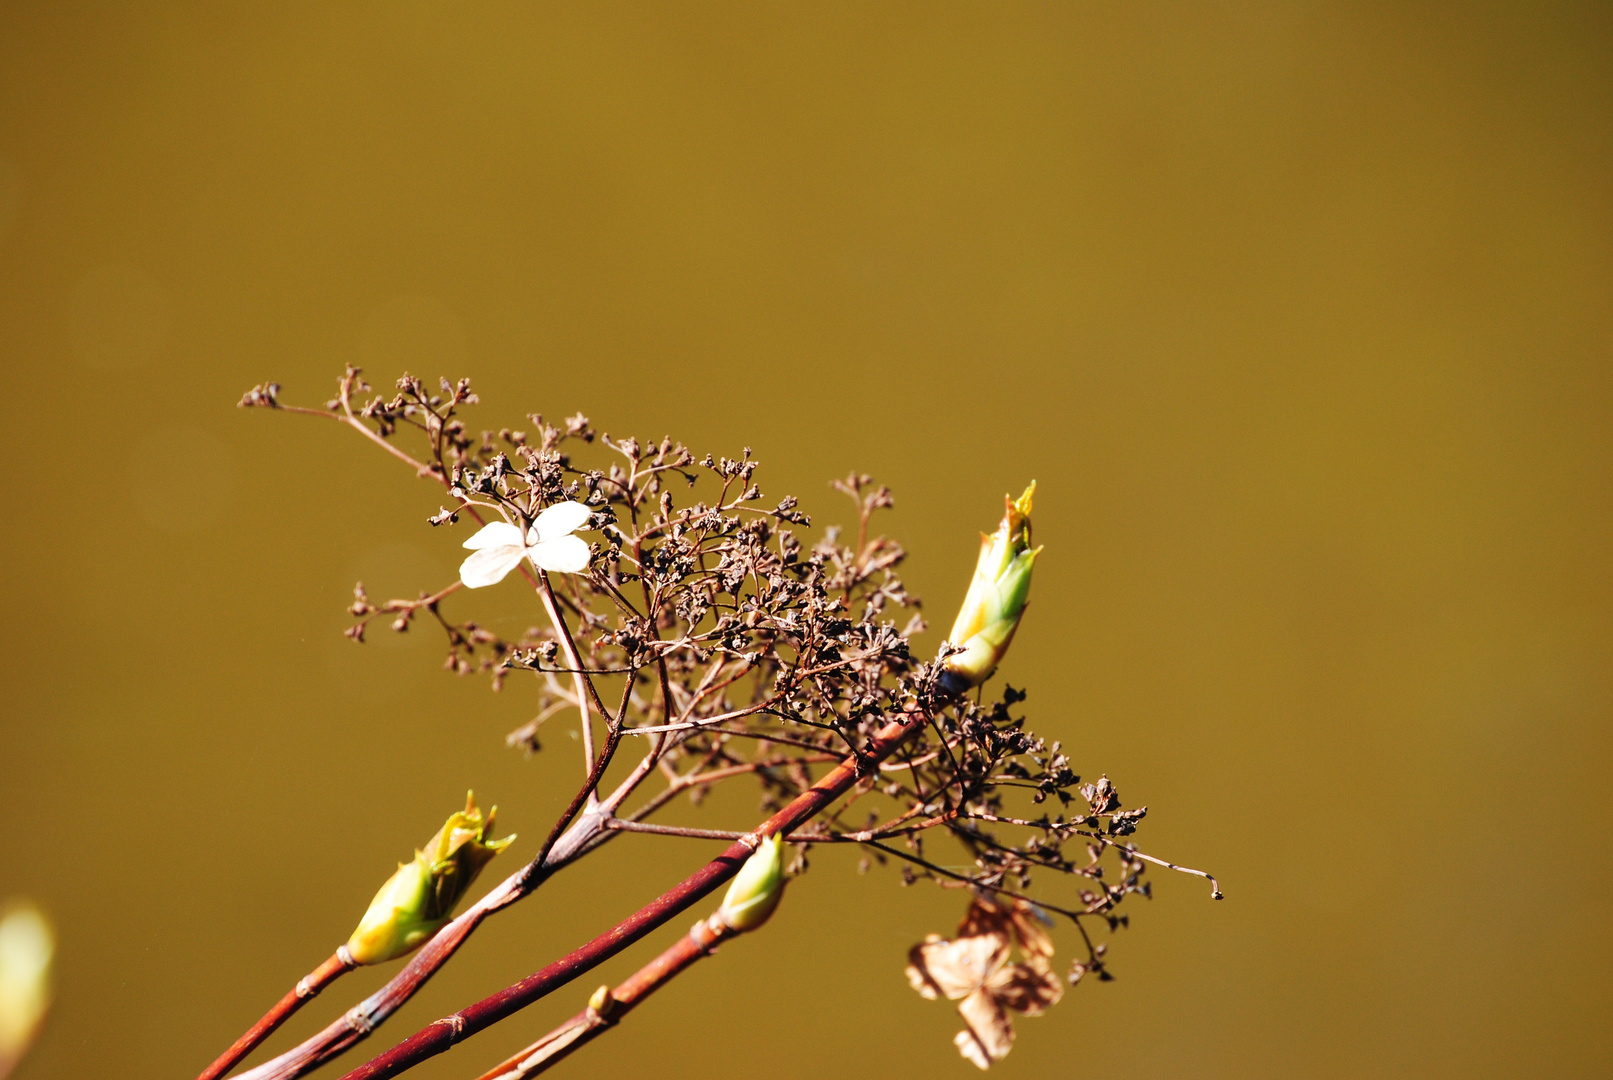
left=985, top=958, right=1064, bottom=1016
left=906, top=933, right=1006, bottom=1001
left=955, top=988, right=1014, bottom=1069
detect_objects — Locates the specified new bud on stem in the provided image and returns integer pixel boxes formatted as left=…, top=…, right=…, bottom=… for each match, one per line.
left=346, top=793, right=515, bottom=965
left=944, top=483, right=1041, bottom=689
left=717, top=835, right=786, bottom=933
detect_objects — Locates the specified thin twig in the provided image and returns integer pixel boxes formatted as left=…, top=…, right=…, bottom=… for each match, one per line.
left=1104, top=841, right=1223, bottom=900
left=530, top=569, right=603, bottom=800
left=471, top=914, right=738, bottom=1080
left=601, top=819, right=745, bottom=842
left=195, top=948, right=357, bottom=1080
left=331, top=699, right=946, bottom=1080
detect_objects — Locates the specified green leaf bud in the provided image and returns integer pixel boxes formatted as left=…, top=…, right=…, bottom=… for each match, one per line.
left=346, top=792, right=514, bottom=965
left=586, top=984, right=618, bottom=1020
left=717, top=835, right=786, bottom=933
left=944, top=483, right=1041, bottom=689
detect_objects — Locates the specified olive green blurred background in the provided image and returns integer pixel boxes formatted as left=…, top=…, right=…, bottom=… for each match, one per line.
left=2, top=3, right=1610, bottom=1078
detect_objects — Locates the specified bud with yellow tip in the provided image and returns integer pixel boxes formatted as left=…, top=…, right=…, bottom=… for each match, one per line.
left=717, top=835, right=786, bottom=933
left=586, top=985, right=618, bottom=1020
left=0, top=901, right=52, bottom=1080
left=346, top=792, right=515, bottom=965
left=943, top=483, right=1041, bottom=690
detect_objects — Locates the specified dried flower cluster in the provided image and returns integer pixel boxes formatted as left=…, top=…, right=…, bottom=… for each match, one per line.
left=220, top=367, right=1216, bottom=1076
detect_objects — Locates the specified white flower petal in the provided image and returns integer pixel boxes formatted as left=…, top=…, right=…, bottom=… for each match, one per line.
left=462, top=521, right=526, bottom=551
left=459, top=545, right=526, bottom=588
left=531, top=501, right=593, bottom=543
left=528, top=534, right=591, bottom=574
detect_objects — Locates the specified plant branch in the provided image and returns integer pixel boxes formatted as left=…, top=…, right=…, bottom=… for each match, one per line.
left=196, top=949, right=357, bottom=1080
left=528, top=568, right=606, bottom=798
left=229, top=874, right=533, bottom=1080
left=332, top=694, right=953, bottom=1080
left=229, top=732, right=623, bottom=1080
left=1101, top=840, right=1223, bottom=900
left=471, top=914, right=737, bottom=1080
left=601, top=819, right=746, bottom=842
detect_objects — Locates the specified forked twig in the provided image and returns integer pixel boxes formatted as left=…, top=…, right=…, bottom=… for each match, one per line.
left=333, top=699, right=948, bottom=1080
left=196, top=949, right=356, bottom=1080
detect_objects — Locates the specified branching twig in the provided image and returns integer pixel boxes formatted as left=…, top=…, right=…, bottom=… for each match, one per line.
left=196, top=949, right=357, bottom=1080
left=333, top=700, right=947, bottom=1080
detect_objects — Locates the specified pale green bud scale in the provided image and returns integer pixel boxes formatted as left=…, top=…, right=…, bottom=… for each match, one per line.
left=718, top=835, right=786, bottom=933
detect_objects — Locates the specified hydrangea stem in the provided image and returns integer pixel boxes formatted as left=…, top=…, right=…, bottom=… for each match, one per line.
left=196, top=949, right=357, bottom=1080
left=334, top=691, right=957, bottom=1080
left=472, top=914, right=737, bottom=1080
left=226, top=772, right=607, bottom=1080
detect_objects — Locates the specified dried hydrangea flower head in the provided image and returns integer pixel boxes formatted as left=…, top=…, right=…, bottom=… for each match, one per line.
left=219, top=369, right=1219, bottom=1077
left=459, top=500, right=594, bottom=587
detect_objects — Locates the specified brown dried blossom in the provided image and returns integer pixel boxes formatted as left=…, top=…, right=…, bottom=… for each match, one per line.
left=907, top=894, right=1065, bottom=1069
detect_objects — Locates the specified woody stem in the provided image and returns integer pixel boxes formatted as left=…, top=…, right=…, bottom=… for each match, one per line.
left=222, top=739, right=617, bottom=1080
left=333, top=686, right=961, bottom=1080
left=195, top=949, right=357, bottom=1080
left=527, top=567, right=602, bottom=798
left=470, top=915, right=736, bottom=1080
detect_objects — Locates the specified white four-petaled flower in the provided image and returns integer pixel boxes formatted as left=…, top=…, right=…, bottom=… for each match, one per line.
left=458, top=501, right=593, bottom=588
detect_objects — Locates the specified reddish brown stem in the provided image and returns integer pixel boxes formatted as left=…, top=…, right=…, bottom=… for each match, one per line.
left=231, top=784, right=617, bottom=1080
left=231, top=880, right=521, bottom=1080
left=336, top=695, right=951, bottom=1080
left=197, top=949, right=357, bottom=1080
left=473, top=915, right=735, bottom=1080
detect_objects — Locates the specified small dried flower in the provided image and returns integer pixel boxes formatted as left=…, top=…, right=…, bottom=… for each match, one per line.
left=459, top=501, right=594, bottom=588
left=906, top=895, right=1063, bottom=1069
